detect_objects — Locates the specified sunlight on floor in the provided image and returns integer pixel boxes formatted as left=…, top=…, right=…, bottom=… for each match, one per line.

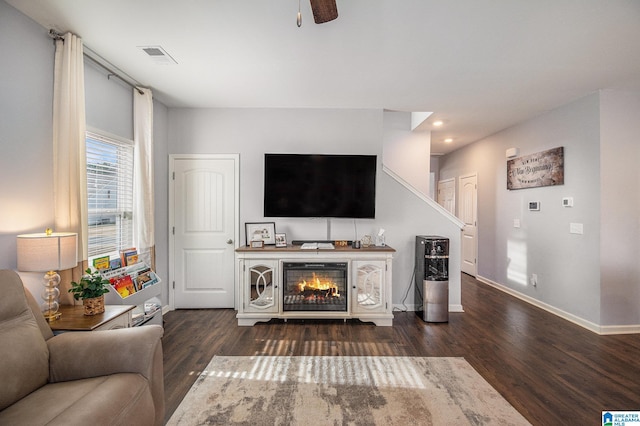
left=196, top=356, right=427, bottom=389
left=507, top=238, right=528, bottom=286
left=252, top=338, right=397, bottom=356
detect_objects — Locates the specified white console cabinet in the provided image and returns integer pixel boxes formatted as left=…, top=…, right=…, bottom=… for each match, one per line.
left=236, top=245, right=394, bottom=326
left=243, top=259, right=278, bottom=313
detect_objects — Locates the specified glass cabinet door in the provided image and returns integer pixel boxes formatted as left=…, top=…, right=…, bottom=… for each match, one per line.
left=352, top=260, right=385, bottom=313
left=245, top=260, right=278, bottom=312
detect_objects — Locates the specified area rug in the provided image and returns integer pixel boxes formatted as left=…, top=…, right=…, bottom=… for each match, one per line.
left=167, top=356, right=530, bottom=425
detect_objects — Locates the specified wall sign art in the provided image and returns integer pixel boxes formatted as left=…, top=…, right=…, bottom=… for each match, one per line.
left=507, top=146, right=564, bottom=190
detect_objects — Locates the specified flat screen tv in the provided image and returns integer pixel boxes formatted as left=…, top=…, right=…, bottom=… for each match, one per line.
left=264, top=154, right=377, bottom=218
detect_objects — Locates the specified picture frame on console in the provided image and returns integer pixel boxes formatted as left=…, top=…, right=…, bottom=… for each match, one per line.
left=250, top=240, right=264, bottom=248
left=275, top=233, right=287, bottom=248
left=245, top=222, right=276, bottom=246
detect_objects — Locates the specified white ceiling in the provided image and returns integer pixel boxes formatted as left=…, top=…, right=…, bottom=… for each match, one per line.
left=7, top=0, right=640, bottom=154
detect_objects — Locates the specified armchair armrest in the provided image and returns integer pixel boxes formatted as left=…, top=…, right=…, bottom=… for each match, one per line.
left=48, top=325, right=164, bottom=425
left=48, top=324, right=163, bottom=382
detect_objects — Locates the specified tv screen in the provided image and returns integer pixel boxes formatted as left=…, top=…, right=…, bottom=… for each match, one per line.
left=264, top=154, right=377, bottom=218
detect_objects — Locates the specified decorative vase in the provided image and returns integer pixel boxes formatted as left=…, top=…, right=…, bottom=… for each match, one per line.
left=83, top=295, right=105, bottom=316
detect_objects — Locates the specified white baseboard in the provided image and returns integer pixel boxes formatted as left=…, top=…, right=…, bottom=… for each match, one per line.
left=449, top=304, right=464, bottom=313
left=476, top=275, right=640, bottom=335
left=392, top=304, right=464, bottom=313
left=598, top=324, right=640, bottom=335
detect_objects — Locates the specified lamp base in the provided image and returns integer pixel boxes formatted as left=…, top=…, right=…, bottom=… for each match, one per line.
left=41, top=270, right=62, bottom=322
left=44, top=311, right=62, bottom=322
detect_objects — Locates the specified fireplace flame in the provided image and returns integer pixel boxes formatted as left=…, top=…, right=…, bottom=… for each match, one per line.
left=297, top=273, right=340, bottom=297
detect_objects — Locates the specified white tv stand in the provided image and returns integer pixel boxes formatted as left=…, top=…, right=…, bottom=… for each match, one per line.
left=236, top=245, right=395, bottom=326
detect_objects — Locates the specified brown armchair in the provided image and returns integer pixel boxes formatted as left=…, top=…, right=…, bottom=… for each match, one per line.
left=0, top=269, right=164, bottom=425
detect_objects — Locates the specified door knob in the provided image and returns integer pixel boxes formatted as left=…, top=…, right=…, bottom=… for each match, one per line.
left=226, top=239, right=233, bottom=244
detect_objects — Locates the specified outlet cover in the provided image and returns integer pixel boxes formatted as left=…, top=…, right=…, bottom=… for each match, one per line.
left=570, top=223, right=584, bottom=234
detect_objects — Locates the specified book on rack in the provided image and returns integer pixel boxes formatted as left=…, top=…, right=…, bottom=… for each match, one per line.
left=134, top=269, right=154, bottom=291
left=109, top=258, right=122, bottom=270
left=92, top=256, right=110, bottom=270
left=119, top=248, right=138, bottom=266
left=110, top=275, right=136, bottom=298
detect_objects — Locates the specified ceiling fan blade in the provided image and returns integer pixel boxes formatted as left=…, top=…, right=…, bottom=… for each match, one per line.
left=310, top=0, right=338, bottom=24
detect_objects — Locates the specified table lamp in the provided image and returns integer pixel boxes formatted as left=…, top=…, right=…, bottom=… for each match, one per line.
left=17, top=229, right=78, bottom=322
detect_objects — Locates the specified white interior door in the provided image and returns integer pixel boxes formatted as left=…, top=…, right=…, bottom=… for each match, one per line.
left=459, top=173, right=478, bottom=276
left=437, top=178, right=456, bottom=215
left=170, top=155, right=239, bottom=308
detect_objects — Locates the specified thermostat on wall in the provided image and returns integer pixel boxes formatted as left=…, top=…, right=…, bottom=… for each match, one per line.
left=528, top=201, right=540, bottom=211
left=562, top=197, right=574, bottom=207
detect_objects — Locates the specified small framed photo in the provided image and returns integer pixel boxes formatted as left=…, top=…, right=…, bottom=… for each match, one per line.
left=275, top=233, right=287, bottom=248
left=250, top=240, right=264, bottom=249
left=245, top=222, right=276, bottom=246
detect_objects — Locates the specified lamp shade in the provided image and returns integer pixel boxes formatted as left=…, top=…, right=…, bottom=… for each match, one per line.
left=17, top=232, right=78, bottom=272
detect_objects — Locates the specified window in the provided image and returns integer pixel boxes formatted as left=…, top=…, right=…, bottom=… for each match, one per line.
left=86, top=131, right=134, bottom=259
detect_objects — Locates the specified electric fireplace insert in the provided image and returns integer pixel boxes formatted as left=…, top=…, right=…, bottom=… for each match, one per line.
left=282, top=262, right=348, bottom=312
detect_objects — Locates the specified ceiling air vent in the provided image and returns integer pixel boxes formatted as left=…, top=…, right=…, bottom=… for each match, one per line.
left=138, top=46, right=177, bottom=65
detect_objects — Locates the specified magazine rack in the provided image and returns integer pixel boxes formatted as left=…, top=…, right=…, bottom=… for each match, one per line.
left=103, top=263, right=162, bottom=326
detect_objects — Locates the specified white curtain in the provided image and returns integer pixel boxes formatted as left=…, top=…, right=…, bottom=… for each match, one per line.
left=133, top=88, right=155, bottom=268
left=53, top=32, right=87, bottom=302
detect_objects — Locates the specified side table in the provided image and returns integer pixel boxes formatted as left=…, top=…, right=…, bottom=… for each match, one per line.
left=49, top=304, right=135, bottom=334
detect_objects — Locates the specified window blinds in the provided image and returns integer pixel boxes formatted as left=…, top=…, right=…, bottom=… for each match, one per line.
left=86, top=132, right=134, bottom=258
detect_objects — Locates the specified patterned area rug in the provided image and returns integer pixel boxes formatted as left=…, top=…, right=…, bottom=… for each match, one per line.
left=167, top=356, right=530, bottom=425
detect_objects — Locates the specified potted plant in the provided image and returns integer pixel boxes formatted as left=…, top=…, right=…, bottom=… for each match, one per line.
left=69, top=268, right=111, bottom=315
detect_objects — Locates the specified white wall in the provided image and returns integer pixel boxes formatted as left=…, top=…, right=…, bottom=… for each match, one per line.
left=599, top=89, right=640, bottom=326
left=382, top=110, right=431, bottom=196
left=164, top=107, right=460, bottom=308
left=439, top=94, right=602, bottom=325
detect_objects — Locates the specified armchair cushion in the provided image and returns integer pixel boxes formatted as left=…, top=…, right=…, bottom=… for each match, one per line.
left=0, top=270, right=49, bottom=411
left=0, top=373, right=155, bottom=426
left=48, top=325, right=165, bottom=424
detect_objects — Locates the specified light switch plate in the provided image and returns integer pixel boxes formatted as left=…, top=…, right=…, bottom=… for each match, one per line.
left=514, top=219, right=521, bottom=228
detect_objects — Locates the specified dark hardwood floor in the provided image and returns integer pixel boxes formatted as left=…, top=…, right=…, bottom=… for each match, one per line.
left=161, top=274, right=640, bottom=425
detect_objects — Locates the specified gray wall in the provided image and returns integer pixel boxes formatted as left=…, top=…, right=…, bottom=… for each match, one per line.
left=0, top=1, right=172, bottom=305
left=0, top=0, right=54, bottom=270
left=153, top=100, right=170, bottom=306
left=3, top=0, right=458, bottom=310
left=164, top=107, right=462, bottom=308
left=439, top=91, right=640, bottom=328
left=85, top=59, right=133, bottom=140
left=599, top=89, right=640, bottom=326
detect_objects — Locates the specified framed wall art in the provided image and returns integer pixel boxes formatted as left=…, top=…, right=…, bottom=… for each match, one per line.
left=245, top=222, right=276, bottom=246
left=507, top=146, right=564, bottom=190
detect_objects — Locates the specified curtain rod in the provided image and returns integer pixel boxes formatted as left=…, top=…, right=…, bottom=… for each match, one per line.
left=49, top=29, right=145, bottom=95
